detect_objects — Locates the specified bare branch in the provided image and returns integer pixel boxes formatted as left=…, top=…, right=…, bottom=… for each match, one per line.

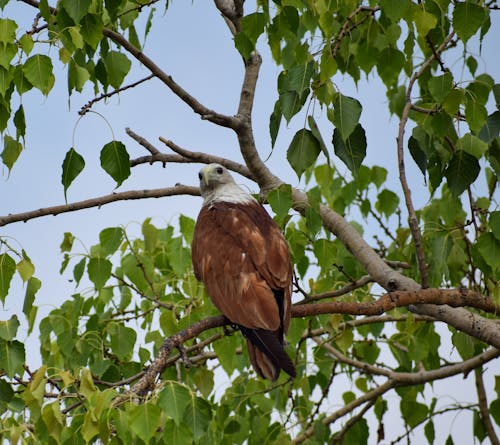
left=101, top=28, right=237, bottom=129
left=0, top=185, right=199, bottom=227
left=299, top=275, right=374, bottom=303
left=397, top=31, right=455, bottom=288
left=79, top=75, right=155, bottom=116
left=158, top=137, right=254, bottom=180
left=475, top=369, right=500, bottom=445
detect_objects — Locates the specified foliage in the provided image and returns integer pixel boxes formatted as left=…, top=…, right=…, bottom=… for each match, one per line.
left=0, top=0, right=499, bottom=444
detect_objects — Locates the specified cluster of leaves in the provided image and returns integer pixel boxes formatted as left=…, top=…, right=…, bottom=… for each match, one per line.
left=0, top=0, right=138, bottom=190
left=236, top=0, right=500, bottom=197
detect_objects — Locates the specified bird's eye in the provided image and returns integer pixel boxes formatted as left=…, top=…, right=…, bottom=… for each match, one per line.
left=198, top=173, right=203, bottom=180
left=216, top=167, right=223, bottom=174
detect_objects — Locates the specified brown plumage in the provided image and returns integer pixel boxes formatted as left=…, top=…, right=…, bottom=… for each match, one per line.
left=192, top=164, right=295, bottom=380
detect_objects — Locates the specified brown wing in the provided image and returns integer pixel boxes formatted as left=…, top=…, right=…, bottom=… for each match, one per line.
left=192, top=201, right=292, bottom=332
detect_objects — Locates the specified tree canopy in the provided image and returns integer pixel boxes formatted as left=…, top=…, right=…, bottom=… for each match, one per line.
left=0, top=0, right=499, bottom=444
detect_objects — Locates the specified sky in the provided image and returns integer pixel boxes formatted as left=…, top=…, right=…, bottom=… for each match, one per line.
left=1, top=1, right=499, bottom=443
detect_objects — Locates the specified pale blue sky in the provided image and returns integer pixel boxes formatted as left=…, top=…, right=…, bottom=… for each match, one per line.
left=1, top=1, right=499, bottom=443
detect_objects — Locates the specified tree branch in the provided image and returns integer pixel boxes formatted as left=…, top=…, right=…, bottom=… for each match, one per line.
left=79, top=75, right=155, bottom=115
left=475, top=369, right=500, bottom=445
left=101, top=28, right=237, bottom=129
left=293, top=288, right=500, bottom=320
left=158, top=137, right=254, bottom=180
left=122, top=288, right=499, bottom=399
left=396, top=31, right=455, bottom=288
left=0, top=185, right=199, bottom=227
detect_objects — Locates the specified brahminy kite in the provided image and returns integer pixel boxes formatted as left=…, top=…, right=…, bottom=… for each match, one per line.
left=192, top=163, right=296, bottom=380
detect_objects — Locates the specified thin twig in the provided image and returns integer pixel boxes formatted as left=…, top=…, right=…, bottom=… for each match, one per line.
left=158, top=137, right=254, bottom=180
left=475, top=369, right=500, bottom=445
left=397, top=31, right=455, bottom=288
left=79, top=75, right=155, bottom=115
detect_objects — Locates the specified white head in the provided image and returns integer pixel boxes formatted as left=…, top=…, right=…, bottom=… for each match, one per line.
left=198, top=163, right=254, bottom=206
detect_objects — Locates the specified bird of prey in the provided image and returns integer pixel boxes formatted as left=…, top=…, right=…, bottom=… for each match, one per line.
left=192, top=163, right=295, bottom=380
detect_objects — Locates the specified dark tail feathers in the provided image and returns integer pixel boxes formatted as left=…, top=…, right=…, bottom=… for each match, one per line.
left=239, top=326, right=296, bottom=380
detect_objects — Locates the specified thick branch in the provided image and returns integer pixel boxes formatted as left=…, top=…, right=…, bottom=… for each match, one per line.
left=124, top=289, right=499, bottom=398
left=0, top=185, right=199, bottom=227
left=293, top=288, right=500, bottom=319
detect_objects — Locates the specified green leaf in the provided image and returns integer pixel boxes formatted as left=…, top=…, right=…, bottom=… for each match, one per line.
left=23, top=276, right=40, bottom=320
left=465, top=100, right=487, bottom=133
left=61, top=147, right=85, bottom=200
left=235, top=12, right=266, bottom=59
left=99, top=227, right=123, bottom=256
left=401, top=399, right=428, bottom=428
left=332, top=94, right=362, bottom=141
left=287, top=129, right=321, bottom=178
left=0, top=378, right=14, bottom=403
left=425, top=420, right=435, bottom=445
left=452, top=330, right=475, bottom=360
left=105, top=51, right=131, bottom=89
left=408, top=135, right=427, bottom=177
left=270, top=100, right=282, bottom=148
left=1, top=135, right=22, bottom=172
left=278, top=62, right=314, bottom=94
left=308, top=115, right=330, bottom=164
left=267, top=184, right=293, bottom=225
left=14, top=105, right=26, bottom=139
left=490, top=211, right=500, bottom=242
left=0, top=340, right=25, bottom=377
left=413, top=8, right=437, bottom=37
left=491, top=398, right=500, bottom=427
left=343, top=417, right=369, bottom=444
left=110, top=324, right=136, bottom=360
left=452, top=2, right=486, bottom=43
left=0, top=18, right=16, bottom=44
left=100, top=141, right=130, bottom=187
left=376, top=189, right=399, bottom=218
left=0, top=65, right=12, bottom=96
left=128, top=403, right=161, bottom=443
left=332, top=124, right=367, bottom=175
left=380, top=0, right=412, bottom=22
left=73, top=258, right=86, bottom=286
left=60, top=232, right=75, bottom=253
left=68, top=60, right=90, bottom=93
left=158, top=381, right=192, bottom=426
left=377, top=47, right=405, bottom=87
left=87, top=257, right=112, bottom=290
left=456, top=133, right=488, bottom=159
left=428, top=73, right=453, bottom=103
left=0, top=253, right=15, bottom=304
left=182, top=395, right=212, bottom=441
left=444, top=150, right=480, bottom=196
left=16, top=258, right=34, bottom=282
left=60, top=0, right=91, bottom=24
left=478, top=111, right=500, bottom=143
left=22, top=55, right=54, bottom=95
left=179, top=215, right=195, bottom=244
left=476, top=232, right=500, bottom=269
left=0, top=315, right=19, bottom=341
left=80, top=14, right=103, bottom=49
